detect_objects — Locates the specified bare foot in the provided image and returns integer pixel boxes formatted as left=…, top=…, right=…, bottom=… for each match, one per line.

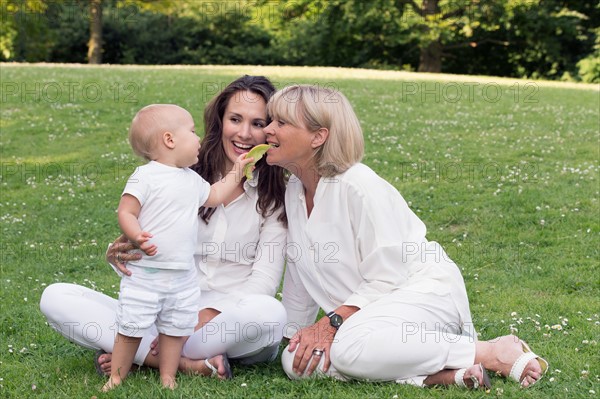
left=97, top=352, right=112, bottom=376
left=423, top=363, right=489, bottom=389
left=101, top=376, right=121, bottom=392
left=461, top=364, right=490, bottom=389
left=161, top=375, right=177, bottom=389
left=95, top=352, right=141, bottom=376
left=180, top=355, right=230, bottom=380
left=483, top=335, right=545, bottom=387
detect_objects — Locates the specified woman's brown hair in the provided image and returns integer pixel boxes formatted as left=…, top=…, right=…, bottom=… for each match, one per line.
left=192, top=75, right=287, bottom=225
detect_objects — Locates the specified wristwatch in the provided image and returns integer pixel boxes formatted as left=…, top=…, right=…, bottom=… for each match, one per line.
left=326, top=311, right=343, bottom=329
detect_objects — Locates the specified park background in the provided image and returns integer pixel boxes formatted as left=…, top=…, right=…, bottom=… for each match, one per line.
left=1, top=0, right=599, bottom=82
left=1, top=0, right=599, bottom=398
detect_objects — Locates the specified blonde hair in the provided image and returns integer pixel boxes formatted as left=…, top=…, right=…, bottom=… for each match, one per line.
left=267, top=85, right=364, bottom=176
left=129, top=104, right=188, bottom=161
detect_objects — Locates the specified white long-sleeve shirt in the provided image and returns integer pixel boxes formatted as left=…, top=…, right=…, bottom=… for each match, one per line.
left=195, top=176, right=287, bottom=311
left=282, top=163, right=473, bottom=338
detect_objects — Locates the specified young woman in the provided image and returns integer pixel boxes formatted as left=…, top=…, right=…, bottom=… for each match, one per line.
left=40, top=75, right=288, bottom=380
left=264, top=84, right=548, bottom=389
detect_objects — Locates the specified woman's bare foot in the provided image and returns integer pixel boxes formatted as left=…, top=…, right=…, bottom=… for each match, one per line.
left=95, top=352, right=140, bottom=376
left=96, top=352, right=111, bottom=376
left=424, top=363, right=490, bottom=389
left=180, top=355, right=231, bottom=380
left=461, top=364, right=490, bottom=389
left=478, top=335, right=546, bottom=387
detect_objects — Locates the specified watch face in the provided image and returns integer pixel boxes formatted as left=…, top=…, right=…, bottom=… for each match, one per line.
left=330, top=314, right=343, bottom=328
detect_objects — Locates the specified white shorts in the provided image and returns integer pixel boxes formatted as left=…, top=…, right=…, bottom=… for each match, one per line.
left=117, top=265, right=201, bottom=338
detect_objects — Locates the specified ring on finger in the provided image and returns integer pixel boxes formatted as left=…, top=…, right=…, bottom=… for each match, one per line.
left=116, top=253, right=122, bottom=263
left=312, top=349, right=324, bottom=356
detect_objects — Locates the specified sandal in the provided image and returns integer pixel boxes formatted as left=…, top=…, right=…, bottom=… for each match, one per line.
left=455, top=363, right=492, bottom=389
left=509, top=340, right=549, bottom=387
left=204, top=354, right=233, bottom=380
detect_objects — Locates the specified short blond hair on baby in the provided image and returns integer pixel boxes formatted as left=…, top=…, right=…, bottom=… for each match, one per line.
left=129, top=104, right=190, bottom=161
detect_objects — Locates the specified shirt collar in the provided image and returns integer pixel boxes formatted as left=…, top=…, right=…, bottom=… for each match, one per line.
left=245, top=172, right=259, bottom=189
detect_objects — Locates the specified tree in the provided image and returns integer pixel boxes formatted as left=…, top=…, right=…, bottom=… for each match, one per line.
left=88, top=0, right=102, bottom=63
left=269, top=0, right=413, bottom=68
left=85, top=0, right=176, bottom=64
left=397, top=0, right=506, bottom=73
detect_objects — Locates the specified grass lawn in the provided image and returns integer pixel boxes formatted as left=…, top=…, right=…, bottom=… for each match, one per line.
left=1, top=63, right=598, bottom=398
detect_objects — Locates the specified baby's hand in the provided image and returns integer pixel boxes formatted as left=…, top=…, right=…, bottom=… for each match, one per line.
left=232, top=153, right=255, bottom=181
left=135, top=231, right=157, bottom=256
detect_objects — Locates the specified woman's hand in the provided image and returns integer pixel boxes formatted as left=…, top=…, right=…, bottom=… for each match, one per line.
left=288, top=317, right=336, bottom=376
left=105, top=234, right=141, bottom=276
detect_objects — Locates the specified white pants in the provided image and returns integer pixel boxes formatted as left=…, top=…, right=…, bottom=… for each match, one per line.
left=281, top=291, right=477, bottom=386
left=40, top=283, right=286, bottom=366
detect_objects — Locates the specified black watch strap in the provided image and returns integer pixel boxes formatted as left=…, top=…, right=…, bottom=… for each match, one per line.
left=326, top=311, right=343, bottom=329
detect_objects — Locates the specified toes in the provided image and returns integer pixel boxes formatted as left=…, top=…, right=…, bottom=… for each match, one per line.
left=521, top=371, right=540, bottom=387
left=463, top=365, right=483, bottom=389
left=215, top=358, right=228, bottom=380
left=521, top=359, right=542, bottom=384
left=521, top=375, right=535, bottom=387
left=205, top=357, right=225, bottom=379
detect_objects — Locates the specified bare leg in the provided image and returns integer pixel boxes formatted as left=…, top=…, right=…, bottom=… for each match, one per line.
left=158, top=334, right=185, bottom=389
left=179, top=354, right=231, bottom=380
left=475, top=335, right=544, bottom=387
left=98, top=350, right=231, bottom=380
left=424, top=364, right=487, bottom=388
left=102, top=334, right=141, bottom=392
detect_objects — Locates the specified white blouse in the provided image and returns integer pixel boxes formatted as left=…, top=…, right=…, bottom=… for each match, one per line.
left=282, top=163, right=473, bottom=338
left=195, top=176, right=287, bottom=311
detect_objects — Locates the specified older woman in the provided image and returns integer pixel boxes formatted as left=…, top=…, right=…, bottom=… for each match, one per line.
left=264, top=85, right=548, bottom=389
left=40, top=76, right=288, bottom=379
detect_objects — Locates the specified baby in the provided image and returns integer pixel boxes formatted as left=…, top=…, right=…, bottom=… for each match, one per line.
left=103, top=104, right=252, bottom=391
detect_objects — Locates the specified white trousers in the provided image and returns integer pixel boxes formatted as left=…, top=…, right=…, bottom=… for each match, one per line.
left=40, top=283, right=286, bottom=365
left=281, top=291, right=477, bottom=386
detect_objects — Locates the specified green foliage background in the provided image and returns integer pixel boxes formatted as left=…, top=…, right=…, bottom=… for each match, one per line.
left=1, top=0, right=599, bottom=81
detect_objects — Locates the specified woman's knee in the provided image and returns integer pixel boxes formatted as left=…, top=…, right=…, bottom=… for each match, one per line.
left=329, top=338, right=363, bottom=376
left=239, top=295, right=287, bottom=340
left=280, top=345, right=300, bottom=379
left=39, top=283, right=71, bottom=318
left=244, top=295, right=287, bottom=321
